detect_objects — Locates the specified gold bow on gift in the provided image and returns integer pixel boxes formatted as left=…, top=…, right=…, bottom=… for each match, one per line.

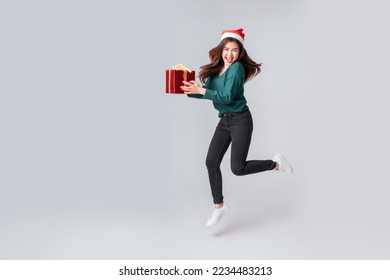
left=173, top=64, right=193, bottom=73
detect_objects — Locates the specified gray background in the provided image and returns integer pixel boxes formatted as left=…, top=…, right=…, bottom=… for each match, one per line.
left=1, top=0, right=389, bottom=259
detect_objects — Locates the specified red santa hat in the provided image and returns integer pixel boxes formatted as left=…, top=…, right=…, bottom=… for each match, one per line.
left=220, top=28, right=245, bottom=44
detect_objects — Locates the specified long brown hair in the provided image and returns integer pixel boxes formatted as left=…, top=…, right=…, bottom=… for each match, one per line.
left=199, top=37, right=262, bottom=84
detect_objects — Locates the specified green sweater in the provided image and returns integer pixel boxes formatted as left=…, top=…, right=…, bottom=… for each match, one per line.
left=188, top=61, right=249, bottom=117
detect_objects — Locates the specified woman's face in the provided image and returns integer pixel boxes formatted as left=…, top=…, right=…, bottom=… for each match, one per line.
left=222, top=41, right=240, bottom=67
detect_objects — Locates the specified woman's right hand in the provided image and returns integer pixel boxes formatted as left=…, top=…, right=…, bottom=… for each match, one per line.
left=181, top=81, right=206, bottom=95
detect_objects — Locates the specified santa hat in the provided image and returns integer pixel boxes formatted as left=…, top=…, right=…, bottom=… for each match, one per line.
left=220, top=28, right=245, bottom=44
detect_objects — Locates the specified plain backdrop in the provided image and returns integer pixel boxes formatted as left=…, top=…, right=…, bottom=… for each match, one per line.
left=1, top=0, right=389, bottom=259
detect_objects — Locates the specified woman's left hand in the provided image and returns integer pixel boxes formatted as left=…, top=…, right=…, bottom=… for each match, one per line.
left=181, top=81, right=206, bottom=95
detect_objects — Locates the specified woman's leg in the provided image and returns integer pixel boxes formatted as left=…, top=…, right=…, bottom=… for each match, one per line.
left=229, top=111, right=276, bottom=175
left=205, top=121, right=231, bottom=204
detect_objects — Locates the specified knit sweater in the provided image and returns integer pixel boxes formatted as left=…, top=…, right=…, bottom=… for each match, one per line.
left=188, top=61, right=249, bottom=117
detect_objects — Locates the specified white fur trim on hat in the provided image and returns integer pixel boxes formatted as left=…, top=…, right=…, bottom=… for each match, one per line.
left=220, top=32, right=244, bottom=44
left=220, top=28, right=245, bottom=44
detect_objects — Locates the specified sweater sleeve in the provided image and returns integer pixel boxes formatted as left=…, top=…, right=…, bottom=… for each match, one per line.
left=187, top=93, right=204, bottom=99
left=203, top=63, right=244, bottom=104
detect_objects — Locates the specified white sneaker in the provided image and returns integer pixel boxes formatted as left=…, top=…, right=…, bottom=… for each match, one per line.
left=206, top=202, right=231, bottom=228
left=273, top=153, right=293, bottom=175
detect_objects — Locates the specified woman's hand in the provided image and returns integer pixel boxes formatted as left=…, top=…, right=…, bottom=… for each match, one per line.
left=181, top=81, right=206, bottom=95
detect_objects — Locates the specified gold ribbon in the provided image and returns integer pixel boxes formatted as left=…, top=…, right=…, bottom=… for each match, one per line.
left=173, top=64, right=192, bottom=72
left=168, top=70, right=172, bottom=92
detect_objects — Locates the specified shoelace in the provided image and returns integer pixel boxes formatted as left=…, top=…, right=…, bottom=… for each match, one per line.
left=209, top=205, right=217, bottom=214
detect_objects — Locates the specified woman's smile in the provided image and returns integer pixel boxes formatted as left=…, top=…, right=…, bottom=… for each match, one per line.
left=222, top=41, right=240, bottom=66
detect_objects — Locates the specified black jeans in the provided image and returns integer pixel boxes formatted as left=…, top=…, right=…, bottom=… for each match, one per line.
left=205, top=110, right=276, bottom=204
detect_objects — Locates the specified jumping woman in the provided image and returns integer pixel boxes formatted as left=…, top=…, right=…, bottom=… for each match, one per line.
left=181, top=28, right=293, bottom=227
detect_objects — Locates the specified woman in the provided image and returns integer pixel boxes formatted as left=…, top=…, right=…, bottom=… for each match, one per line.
left=181, top=28, right=293, bottom=228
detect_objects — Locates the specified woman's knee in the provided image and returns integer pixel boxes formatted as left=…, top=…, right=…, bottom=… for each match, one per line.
left=231, top=164, right=245, bottom=176
left=205, top=157, right=219, bottom=169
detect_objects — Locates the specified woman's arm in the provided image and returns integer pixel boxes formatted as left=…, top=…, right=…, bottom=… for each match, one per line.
left=203, top=75, right=242, bottom=104
left=183, top=63, right=245, bottom=104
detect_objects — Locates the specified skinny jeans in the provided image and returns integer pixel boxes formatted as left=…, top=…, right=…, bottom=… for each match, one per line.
left=205, top=110, right=276, bottom=204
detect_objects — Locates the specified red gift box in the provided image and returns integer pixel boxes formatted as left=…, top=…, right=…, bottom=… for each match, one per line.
left=166, top=65, right=195, bottom=94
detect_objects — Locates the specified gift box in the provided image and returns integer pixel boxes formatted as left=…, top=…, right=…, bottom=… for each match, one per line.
left=166, top=64, right=195, bottom=94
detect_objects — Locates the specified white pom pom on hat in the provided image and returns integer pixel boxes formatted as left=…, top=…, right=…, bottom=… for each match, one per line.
left=220, top=28, right=245, bottom=44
